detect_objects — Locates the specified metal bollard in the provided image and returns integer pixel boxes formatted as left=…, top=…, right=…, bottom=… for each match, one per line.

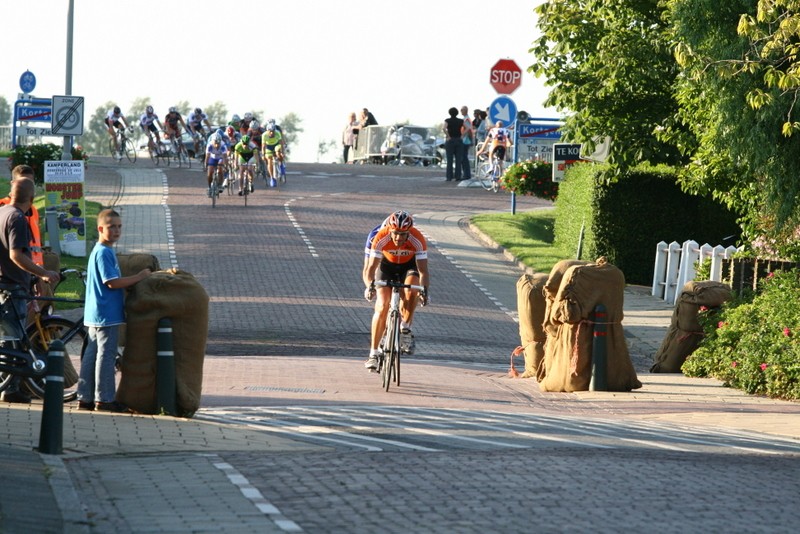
left=39, top=339, right=65, bottom=455
left=156, top=317, right=177, bottom=416
left=589, top=304, right=608, bottom=392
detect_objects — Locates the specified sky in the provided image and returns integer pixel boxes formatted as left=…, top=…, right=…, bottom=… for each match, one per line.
left=2, top=0, right=554, bottom=162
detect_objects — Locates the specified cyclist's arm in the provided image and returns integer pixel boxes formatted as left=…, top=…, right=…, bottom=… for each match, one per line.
left=363, top=255, right=381, bottom=287
left=10, top=248, right=60, bottom=284
left=416, top=258, right=429, bottom=291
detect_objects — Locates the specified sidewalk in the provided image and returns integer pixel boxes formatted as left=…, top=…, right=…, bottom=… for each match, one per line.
left=1, top=159, right=799, bottom=532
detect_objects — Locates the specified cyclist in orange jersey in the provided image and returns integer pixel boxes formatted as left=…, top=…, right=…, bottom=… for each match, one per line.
left=363, top=210, right=429, bottom=370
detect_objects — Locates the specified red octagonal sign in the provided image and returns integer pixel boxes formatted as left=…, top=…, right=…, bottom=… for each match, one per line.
left=490, top=59, right=522, bottom=95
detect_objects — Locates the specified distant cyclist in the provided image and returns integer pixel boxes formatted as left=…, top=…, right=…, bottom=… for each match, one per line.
left=363, top=210, right=429, bottom=370
left=187, top=107, right=212, bottom=138
left=234, top=134, right=257, bottom=195
left=204, top=134, right=228, bottom=197
left=163, top=107, right=189, bottom=146
left=104, top=105, right=128, bottom=159
left=476, top=120, right=513, bottom=174
left=239, top=112, right=256, bottom=136
left=139, top=106, right=163, bottom=154
left=261, top=121, right=284, bottom=183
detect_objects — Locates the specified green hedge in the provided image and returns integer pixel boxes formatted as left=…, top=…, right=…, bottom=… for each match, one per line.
left=554, top=163, right=740, bottom=285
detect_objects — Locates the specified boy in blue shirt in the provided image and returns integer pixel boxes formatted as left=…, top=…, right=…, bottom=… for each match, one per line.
left=78, top=209, right=152, bottom=412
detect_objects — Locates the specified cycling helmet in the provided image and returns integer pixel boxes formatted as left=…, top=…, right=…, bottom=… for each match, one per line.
left=266, top=122, right=275, bottom=132
left=231, top=114, right=241, bottom=123
left=225, top=126, right=235, bottom=137
left=241, top=135, right=250, bottom=144
left=195, top=107, right=202, bottom=115
left=146, top=105, right=154, bottom=114
left=169, top=106, right=177, bottom=113
left=216, top=127, right=225, bottom=136
left=267, top=118, right=276, bottom=127
left=212, top=134, right=222, bottom=145
left=244, top=112, right=254, bottom=121
left=387, top=210, right=413, bottom=232
left=113, top=106, right=121, bottom=114
left=250, top=120, right=260, bottom=131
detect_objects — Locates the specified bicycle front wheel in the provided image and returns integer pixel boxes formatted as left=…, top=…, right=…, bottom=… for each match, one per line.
left=122, top=138, right=137, bottom=163
left=24, top=317, right=86, bottom=402
left=108, top=138, right=117, bottom=158
left=382, top=311, right=401, bottom=391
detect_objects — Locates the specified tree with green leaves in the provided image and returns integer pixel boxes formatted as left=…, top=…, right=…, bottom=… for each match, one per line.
left=0, top=96, right=11, bottom=126
left=203, top=101, right=228, bottom=127
left=277, top=112, right=303, bottom=155
left=531, top=0, right=685, bottom=174
left=665, top=0, right=800, bottom=258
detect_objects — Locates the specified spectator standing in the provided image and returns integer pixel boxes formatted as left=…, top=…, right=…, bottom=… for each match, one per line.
left=342, top=112, right=358, bottom=163
left=77, top=208, right=152, bottom=412
left=443, top=107, right=464, bottom=181
left=0, top=178, right=60, bottom=403
left=360, top=108, right=378, bottom=128
left=473, top=109, right=488, bottom=146
left=460, top=106, right=473, bottom=180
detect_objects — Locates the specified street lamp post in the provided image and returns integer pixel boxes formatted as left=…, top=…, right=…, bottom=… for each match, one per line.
left=61, top=0, right=74, bottom=161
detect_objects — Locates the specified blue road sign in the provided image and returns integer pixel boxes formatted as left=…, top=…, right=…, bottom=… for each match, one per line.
left=518, top=123, right=562, bottom=140
left=488, top=96, right=517, bottom=128
left=16, top=106, right=52, bottom=123
left=19, top=71, right=36, bottom=94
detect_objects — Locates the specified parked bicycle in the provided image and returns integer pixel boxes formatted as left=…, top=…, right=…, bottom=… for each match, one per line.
left=0, top=269, right=89, bottom=402
left=373, top=279, right=426, bottom=392
left=109, top=126, right=137, bottom=163
left=476, top=153, right=503, bottom=192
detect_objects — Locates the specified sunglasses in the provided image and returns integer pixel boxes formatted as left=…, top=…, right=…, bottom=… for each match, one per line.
left=391, top=231, right=409, bottom=238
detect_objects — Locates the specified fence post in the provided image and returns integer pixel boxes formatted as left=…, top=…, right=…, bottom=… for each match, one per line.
left=652, top=241, right=668, bottom=298
left=38, top=339, right=64, bottom=455
left=589, top=304, right=608, bottom=392
left=156, top=318, right=177, bottom=416
left=664, top=241, right=682, bottom=304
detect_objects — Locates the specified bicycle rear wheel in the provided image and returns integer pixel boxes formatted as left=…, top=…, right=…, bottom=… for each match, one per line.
left=477, top=162, right=494, bottom=190
left=24, top=317, right=86, bottom=402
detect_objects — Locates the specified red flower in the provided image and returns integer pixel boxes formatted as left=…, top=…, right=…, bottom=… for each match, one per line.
left=760, top=363, right=768, bottom=371
left=718, top=321, right=726, bottom=329
left=699, top=305, right=708, bottom=312
left=784, top=327, right=792, bottom=337
left=731, top=361, right=738, bottom=368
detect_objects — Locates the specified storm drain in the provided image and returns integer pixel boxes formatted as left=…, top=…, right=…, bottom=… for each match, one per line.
left=244, top=386, right=326, bottom=394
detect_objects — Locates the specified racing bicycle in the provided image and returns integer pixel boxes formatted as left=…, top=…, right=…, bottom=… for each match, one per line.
left=374, top=279, right=426, bottom=392
left=109, top=126, right=137, bottom=163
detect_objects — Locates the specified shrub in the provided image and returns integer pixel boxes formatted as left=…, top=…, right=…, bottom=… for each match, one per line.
left=500, top=159, right=557, bottom=200
left=683, top=269, right=800, bottom=400
left=7, top=143, right=89, bottom=184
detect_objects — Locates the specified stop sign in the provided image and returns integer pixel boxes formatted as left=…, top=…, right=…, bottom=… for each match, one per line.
left=490, top=59, right=522, bottom=95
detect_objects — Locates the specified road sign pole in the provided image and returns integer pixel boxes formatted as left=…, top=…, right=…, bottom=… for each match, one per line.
left=62, top=0, right=75, bottom=161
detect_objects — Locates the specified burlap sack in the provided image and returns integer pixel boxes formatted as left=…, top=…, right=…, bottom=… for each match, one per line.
left=516, top=273, right=549, bottom=378
left=115, top=269, right=208, bottom=416
left=542, top=260, right=591, bottom=338
left=539, top=258, right=641, bottom=392
left=115, top=253, right=161, bottom=347
left=651, top=280, right=732, bottom=373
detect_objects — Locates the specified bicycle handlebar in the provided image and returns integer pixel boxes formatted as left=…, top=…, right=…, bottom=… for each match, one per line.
left=374, top=280, right=426, bottom=292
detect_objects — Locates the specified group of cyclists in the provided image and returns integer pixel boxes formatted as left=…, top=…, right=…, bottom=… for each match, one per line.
left=104, top=106, right=287, bottom=197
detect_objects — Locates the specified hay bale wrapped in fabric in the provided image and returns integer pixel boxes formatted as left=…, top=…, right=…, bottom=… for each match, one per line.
left=115, top=269, right=208, bottom=416
left=115, top=253, right=161, bottom=346
left=542, top=260, right=591, bottom=339
left=540, top=258, right=642, bottom=392
left=650, top=280, right=732, bottom=373
left=515, top=273, right=549, bottom=378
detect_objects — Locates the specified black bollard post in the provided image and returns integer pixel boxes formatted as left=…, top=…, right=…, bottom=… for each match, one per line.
left=589, top=304, right=608, bottom=392
left=156, top=317, right=177, bottom=416
left=39, top=339, right=65, bottom=455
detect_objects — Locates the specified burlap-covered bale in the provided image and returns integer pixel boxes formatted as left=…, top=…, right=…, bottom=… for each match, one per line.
left=542, top=260, right=591, bottom=339
left=516, top=273, right=549, bottom=378
left=115, top=269, right=208, bottom=416
left=650, top=280, right=732, bottom=373
left=540, top=258, right=642, bottom=392
left=115, top=253, right=161, bottom=346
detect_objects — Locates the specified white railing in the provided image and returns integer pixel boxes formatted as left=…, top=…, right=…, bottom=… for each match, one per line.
left=651, top=240, right=740, bottom=305
left=0, top=126, right=11, bottom=151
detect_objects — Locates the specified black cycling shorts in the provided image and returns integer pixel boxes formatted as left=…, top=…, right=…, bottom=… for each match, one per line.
left=377, top=259, right=419, bottom=283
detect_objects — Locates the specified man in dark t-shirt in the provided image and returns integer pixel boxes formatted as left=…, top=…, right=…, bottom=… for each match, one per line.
left=443, top=107, right=465, bottom=181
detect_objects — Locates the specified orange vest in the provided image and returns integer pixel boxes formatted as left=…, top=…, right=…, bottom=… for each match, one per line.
left=0, top=197, right=44, bottom=266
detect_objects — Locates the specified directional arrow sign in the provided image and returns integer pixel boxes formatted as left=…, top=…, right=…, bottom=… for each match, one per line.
left=488, top=96, right=517, bottom=128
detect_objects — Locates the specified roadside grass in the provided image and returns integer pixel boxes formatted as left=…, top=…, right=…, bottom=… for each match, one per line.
left=471, top=208, right=569, bottom=275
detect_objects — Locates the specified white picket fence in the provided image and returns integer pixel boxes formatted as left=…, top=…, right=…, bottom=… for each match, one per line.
left=651, top=240, right=741, bottom=305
